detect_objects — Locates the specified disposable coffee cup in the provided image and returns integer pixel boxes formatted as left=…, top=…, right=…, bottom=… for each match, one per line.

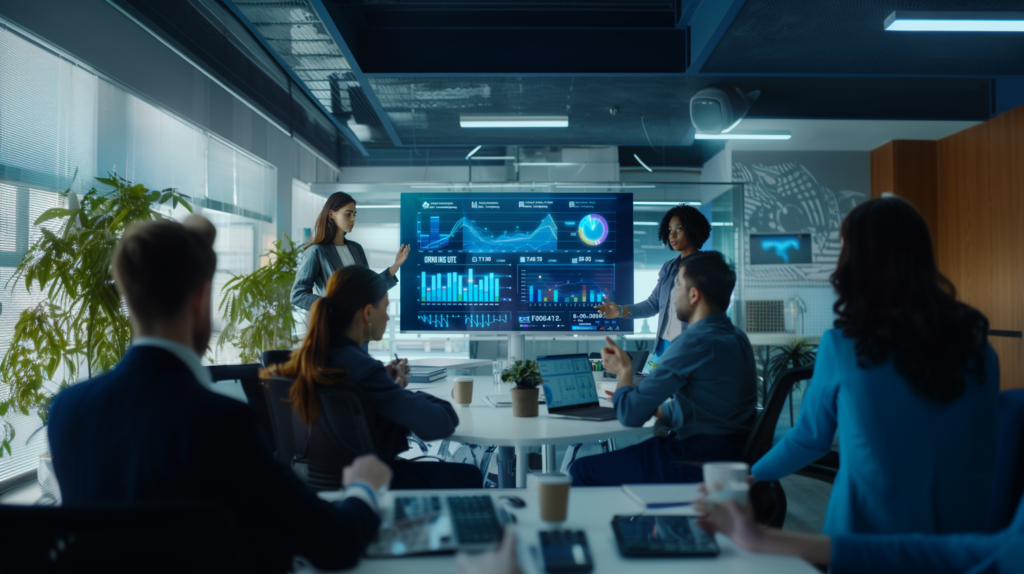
left=533, top=473, right=572, bottom=524
left=703, top=462, right=750, bottom=506
left=451, top=376, right=474, bottom=407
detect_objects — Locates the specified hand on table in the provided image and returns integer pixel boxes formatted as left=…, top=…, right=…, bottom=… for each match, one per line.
left=594, top=301, right=622, bottom=319
left=455, top=528, right=521, bottom=574
left=600, top=336, right=632, bottom=377
left=342, top=454, right=392, bottom=491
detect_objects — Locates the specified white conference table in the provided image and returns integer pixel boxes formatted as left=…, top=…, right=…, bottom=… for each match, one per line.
left=306, top=487, right=819, bottom=574
left=411, top=374, right=655, bottom=487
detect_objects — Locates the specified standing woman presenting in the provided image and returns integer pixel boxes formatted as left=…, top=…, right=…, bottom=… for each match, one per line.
left=595, top=204, right=711, bottom=368
left=291, top=192, right=410, bottom=312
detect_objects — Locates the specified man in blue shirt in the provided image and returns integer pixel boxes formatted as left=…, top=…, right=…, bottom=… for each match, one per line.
left=569, top=251, right=757, bottom=486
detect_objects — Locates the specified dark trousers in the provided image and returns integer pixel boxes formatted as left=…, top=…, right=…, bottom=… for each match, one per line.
left=568, top=434, right=745, bottom=486
left=389, top=459, right=484, bottom=490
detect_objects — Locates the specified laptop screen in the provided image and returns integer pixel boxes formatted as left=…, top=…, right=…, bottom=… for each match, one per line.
left=537, top=354, right=600, bottom=409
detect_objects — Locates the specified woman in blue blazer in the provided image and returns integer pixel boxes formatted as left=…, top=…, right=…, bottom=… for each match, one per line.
left=752, top=197, right=998, bottom=536
left=291, top=191, right=410, bottom=312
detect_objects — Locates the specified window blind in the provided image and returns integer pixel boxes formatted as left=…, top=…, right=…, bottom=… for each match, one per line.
left=0, top=18, right=278, bottom=483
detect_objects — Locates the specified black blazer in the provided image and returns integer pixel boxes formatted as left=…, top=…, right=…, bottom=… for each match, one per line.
left=48, top=346, right=380, bottom=574
left=291, top=240, right=398, bottom=311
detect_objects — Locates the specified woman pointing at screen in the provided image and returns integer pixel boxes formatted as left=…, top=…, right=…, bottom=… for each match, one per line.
left=595, top=204, right=710, bottom=369
left=291, top=192, right=410, bottom=312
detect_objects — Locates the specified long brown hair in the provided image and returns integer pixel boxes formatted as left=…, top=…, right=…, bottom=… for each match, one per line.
left=266, top=266, right=387, bottom=425
left=305, top=191, right=357, bottom=249
left=831, top=197, right=987, bottom=402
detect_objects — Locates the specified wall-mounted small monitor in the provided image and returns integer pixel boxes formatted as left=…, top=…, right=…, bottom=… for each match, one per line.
left=749, top=233, right=812, bottom=265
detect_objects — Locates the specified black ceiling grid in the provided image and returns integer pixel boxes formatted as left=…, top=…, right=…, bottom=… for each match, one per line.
left=702, top=0, right=1024, bottom=76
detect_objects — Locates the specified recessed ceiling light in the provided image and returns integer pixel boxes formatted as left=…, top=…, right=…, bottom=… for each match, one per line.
left=460, top=115, right=569, bottom=128
left=884, top=10, right=1024, bottom=32
left=695, top=130, right=792, bottom=140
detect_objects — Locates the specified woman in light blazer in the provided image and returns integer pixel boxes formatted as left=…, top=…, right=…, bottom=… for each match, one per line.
left=291, top=191, right=410, bottom=312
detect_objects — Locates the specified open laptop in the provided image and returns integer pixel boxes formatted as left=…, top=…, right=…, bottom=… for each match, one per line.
left=366, top=494, right=506, bottom=557
left=537, top=354, right=617, bottom=421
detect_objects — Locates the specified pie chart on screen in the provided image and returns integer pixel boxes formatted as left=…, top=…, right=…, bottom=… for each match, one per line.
left=579, top=214, right=609, bottom=246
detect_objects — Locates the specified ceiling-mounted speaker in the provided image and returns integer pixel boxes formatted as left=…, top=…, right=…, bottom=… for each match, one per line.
left=690, top=88, right=761, bottom=134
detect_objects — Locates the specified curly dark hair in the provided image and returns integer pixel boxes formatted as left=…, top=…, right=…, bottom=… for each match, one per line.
left=658, top=205, right=711, bottom=249
left=831, top=197, right=988, bottom=403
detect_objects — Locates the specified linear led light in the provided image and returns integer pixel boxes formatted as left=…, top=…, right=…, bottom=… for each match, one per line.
left=460, top=115, right=569, bottom=128
left=470, top=156, right=517, bottom=160
left=410, top=183, right=554, bottom=189
left=634, top=221, right=660, bottom=226
left=517, top=162, right=582, bottom=167
left=695, top=130, right=792, bottom=140
left=356, top=205, right=401, bottom=209
left=465, top=145, right=482, bottom=160
left=634, top=201, right=702, bottom=206
left=711, top=222, right=734, bottom=226
left=884, top=11, right=1024, bottom=32
left=634, top=154, right=653, bottom=172
left=556, top=185, right=656, bottom=189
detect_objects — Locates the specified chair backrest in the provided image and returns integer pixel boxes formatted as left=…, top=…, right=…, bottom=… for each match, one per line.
left=300, top=382, right=378, bottom=491
left=741, top=363, right=813, bottom=529
left=207, top=364, right=273, bottom=450
left=986, top=388, right=1024, bottom=532
left=741, top=363, right=815, bottom=465
left=0, top=501, right=247, bottom=574
left=261, top=349, right=293, bottom=369
left=261, top=376, right=309, bottom=467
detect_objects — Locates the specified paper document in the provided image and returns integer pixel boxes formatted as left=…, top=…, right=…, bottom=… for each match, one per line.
left=483, top=394, right=545, bottom=408
left=622, top=484, right=703, bottom=510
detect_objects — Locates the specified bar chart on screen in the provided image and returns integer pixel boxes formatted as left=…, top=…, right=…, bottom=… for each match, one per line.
left=520, top=265, right=615, bottom=308
left=418, top=268, right=514, bottom=303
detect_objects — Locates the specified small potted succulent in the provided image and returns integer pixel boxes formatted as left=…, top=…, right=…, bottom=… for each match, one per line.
left=502, top=360, right=543, bottom=417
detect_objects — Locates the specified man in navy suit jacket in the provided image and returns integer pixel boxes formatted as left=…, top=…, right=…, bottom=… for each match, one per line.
left=48, top=215, right=390, bottom=573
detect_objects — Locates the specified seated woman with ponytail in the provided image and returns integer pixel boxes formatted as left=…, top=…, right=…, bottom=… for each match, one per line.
left=271, top=265, right=483, bottom=490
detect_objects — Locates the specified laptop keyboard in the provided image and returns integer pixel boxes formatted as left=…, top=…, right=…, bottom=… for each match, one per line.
left=448, top=495, right=502, bottom=544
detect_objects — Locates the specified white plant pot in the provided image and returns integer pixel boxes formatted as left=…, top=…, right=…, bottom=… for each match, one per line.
left=38, top=454, right=62, bottom=505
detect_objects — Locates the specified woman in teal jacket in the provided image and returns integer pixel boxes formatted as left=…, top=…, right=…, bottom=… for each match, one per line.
left=752, top=197, right=998, bottom=535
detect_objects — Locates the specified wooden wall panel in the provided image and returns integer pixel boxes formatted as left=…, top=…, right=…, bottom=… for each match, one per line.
left=936, top=108, right=1024, bottom=390
left=870, top=141, right=894, bottom=199
left=870, top=140, right=939, bottom=256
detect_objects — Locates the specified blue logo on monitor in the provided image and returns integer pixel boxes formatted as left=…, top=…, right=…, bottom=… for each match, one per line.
left=760, top=238, right=801, bottom=263
left=518, top=316, right=531, bottom=323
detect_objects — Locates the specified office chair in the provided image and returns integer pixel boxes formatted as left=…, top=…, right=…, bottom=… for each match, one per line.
left=261, top=349, right=292, bottom=369
left=296, top=380, right=380, bottom=491
left=986, top=388, right=1024, bottom=532
left=208, top=363, right=273, bottom=448
left=261, top=376, right=311, bottom=470
left=740, top=363, right=815, bottom=528
left=0, top=501, right=248, bottom=574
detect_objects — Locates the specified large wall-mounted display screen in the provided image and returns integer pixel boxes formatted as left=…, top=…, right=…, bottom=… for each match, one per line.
left=400, top=193, right=634, bottom=332
left=749, top=233, right=813, bottom=265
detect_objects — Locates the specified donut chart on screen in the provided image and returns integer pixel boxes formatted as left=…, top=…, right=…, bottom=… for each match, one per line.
left=578, top=214, right=609, bottom=246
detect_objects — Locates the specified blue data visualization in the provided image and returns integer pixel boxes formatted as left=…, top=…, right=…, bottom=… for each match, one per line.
left=749, top=233, right=813, bottom=265
left=401, top=193, right=634, bottom=332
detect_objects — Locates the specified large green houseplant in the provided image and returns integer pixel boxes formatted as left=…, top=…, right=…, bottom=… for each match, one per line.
left=216, top=235, right=301, bottom=364
left=0, top=173, right=191, bottom=457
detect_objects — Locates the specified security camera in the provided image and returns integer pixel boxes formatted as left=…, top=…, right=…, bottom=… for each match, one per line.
left=690, top=88, right=761, bottom=134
